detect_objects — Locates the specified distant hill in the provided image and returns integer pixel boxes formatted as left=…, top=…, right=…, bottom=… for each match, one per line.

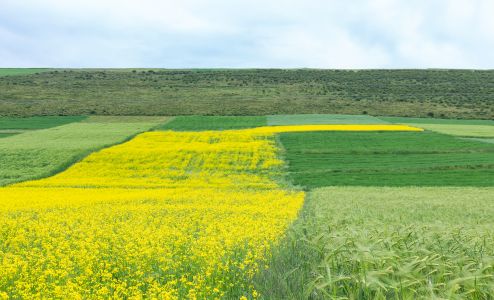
left=0, top=69, right=493, bottom=119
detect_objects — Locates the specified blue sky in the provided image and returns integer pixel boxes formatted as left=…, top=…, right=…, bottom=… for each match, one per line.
left=1, top=0, right=493, bottom=68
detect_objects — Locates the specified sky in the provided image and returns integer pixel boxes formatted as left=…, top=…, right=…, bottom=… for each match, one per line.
left=1, top=0, right=493, bottom=68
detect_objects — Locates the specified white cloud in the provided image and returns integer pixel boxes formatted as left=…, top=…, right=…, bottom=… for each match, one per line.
left=0, top=0, right=493, bottom=68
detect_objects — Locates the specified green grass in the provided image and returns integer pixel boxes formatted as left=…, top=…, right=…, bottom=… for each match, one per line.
left=0, top=116, right=87, bottom=129
left=466, top=138, right=494, bottom=144
left=1, top=69, right=494, bottom=119
left=279, top=131, right=494, bottom=187
left=380, top=116, right=494, bottom=125
left=381, top=117, right=494, bottom=137
left=0, top=118, right=167, bottom=186
left=82, top=115, right=170, bottom=123
left=157, top=116, right=266, bottom=131
left=0, top=68, right=50, bottom=76
left=255, top=187, right=494, bottom=299
left=0, top=133, right=16, bottom=139
left=267, top=114, right=387, bottom=125
left=411, top=124, right=494, bottom=138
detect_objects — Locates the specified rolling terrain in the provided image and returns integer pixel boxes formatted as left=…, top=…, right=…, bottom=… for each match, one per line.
left=1, top=69, right=494, bottom=119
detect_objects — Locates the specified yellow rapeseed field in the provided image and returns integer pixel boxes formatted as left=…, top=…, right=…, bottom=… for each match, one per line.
left=1, top=130, right=304, bottom=299
left=0, top=125, right=418, bottom=299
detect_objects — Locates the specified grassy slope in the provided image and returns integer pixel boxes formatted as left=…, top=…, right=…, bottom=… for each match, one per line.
left=267, top=114, right=387, bottom=125
left=1, top=69, right=494, bottom=119
left=0, top=68, right=50, bottom=76
left=279, top=131, right=494, bottom=187
left=255, top=187, right=494, bottom=299
left=157, top=116, right=266, bottom=131
left=0, top=116, right=87, bottom=129
left=0, top=117, right=168, bottom=186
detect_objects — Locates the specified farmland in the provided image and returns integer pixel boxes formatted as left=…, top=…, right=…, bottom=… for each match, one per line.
left=1, top=129, right=304, bottom=298
left=0, top=116, right=167, bottom=186
left=0, top=112, right=493, bottom=299
left=280, top=130, right=494, bottom=188
left=159, top=116, right=267, bottom=131
left=256, top=187, right=494, bottom=299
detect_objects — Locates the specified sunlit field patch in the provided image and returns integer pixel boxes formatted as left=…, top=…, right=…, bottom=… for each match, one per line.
left=245, top=124, right=422, bottom=134
left=0, top=123, right=444, bottom=298
left=256, top=186, right=494, bottom=299
left=1, top=130, right=303, bottom=299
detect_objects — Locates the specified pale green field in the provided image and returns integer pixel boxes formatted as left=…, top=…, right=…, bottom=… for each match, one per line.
left=0, top=117, right=168, bottom=186
left=467, top=138, right=494, bottom=144
left=256, top=186, right=494, bottom=299
left=381, top=116, right=494, bottom=126
left=411, top=123, right=494, bottom=137
left=267, top=114, right=387, bottom=125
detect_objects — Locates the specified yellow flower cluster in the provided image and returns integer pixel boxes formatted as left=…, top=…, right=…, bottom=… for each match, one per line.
left=1, top=131, right=304, bottom=299
left=0, top=125, right=418, bottom=298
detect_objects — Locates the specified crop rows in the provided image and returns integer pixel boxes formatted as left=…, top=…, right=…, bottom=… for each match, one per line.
left=281, top=131, right=494, bottom=187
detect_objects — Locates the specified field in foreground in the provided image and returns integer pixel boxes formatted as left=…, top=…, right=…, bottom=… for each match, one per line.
left=0, top=114, right=493, bottom=299
left=256, top=186, right=494, bottom=299
left=1, top=129, right=305, bottom=299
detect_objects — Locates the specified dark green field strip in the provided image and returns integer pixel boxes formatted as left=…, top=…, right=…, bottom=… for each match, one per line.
left=0, top=68, right=51, bottom=76
left=255, top=187, right=494, bottom=299
left=287, top=168, right=494, bottom=187
left=157, top=116, right=266, bottom=131
left=281, top=131, right=494, bottom=153
left=380, top=116, right=494, bottom=125
left=267, top=114, right=387, bottom=125
left=0, top=116, right=87, bottom=129
left=286, top=152, right=494, bottom=171
left=0, top=133, right=17, bottom=138
left=279, top=131, right=494, bottom=187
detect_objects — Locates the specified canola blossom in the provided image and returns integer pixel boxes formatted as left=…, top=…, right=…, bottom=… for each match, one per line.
left=0, top=125, right=419, bottom=299
left=1, top=130, right=304, bottom=299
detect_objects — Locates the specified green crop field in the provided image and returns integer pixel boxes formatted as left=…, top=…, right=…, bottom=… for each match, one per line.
left=467, top=138, right=494, bottom=144
left=0, top=133, right=16, bottom=138
left=381, top=116, right=494, bottom=137
left=256, top=186, right=494, bottom=299
left=1, top=69, right=494, bottom=119
left=267, top=114, right=387, bottom=125
left=0, top=115, right=87, bottom=129
left=381, top=116, right=494, bottom=125
left=0, top=117, right=168, bottom=186
left=279, top=131, right=494, bottom=187
left=1, top=113, right=494, bottom=298
left=410, top=124, right=494, bottom=138
left=158, top=115, right=266, bottom=131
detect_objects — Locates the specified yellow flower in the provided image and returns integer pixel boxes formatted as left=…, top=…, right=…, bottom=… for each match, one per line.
left=0, top=130, right=304, bottom=298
